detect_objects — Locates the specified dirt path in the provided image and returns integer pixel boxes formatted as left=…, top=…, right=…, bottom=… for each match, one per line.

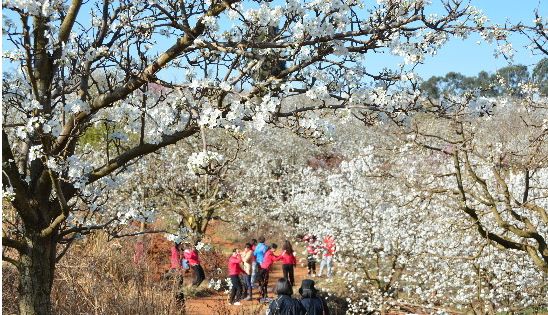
left=185, top=259, right=311, bottom=315
left=184, top=223, right=313, bottom=315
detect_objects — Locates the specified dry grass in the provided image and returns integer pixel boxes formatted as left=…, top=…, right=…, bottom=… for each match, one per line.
left=51, top=233, right=185, bottom=315
left=3, top=233, right=186, bottom=315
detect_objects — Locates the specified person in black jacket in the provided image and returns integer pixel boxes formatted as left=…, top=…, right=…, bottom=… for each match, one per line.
left=267, top=278, right=306, bottom=315
left=298, top=279, right=330, bottom=315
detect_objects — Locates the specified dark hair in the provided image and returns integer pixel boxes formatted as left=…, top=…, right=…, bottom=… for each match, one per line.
left=232, top=248, right=238, bottom=253
left=245, top=243, right=252, bottom=249
left=282, top=240, right=293, bottom=253
left=251, top=239, right=257, bottom=244
left=258, top=236, right=265, bottom=243
left=271, top=243, right=278, bottom=249
left=275, top=278, right=293, bottom=296
left=299, top=279, right=318, bottom=298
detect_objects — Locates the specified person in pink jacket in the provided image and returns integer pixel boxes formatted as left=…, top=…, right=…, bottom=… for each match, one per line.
left=170, top=242, right=182, bottom=271
left=280, top=240, right=297, bottom=286
left=258, top=243, right=281, bottom=299
left=228, top=249, right=247, bottom=305
left=184, top=243, right=205, bottom=287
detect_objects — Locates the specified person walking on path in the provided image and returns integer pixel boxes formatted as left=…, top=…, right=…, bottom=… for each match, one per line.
left=318, top=235, right=336, bottom=278
left=228, top=249, right=246, bottom=305
left=259, top=243, right=281, bottom=299
left=304, top=235, right=319, bottom=277
left=184, top=243, right=205, bottom=287
left=267, top=278, right=306, bottom=315
left=241, top=242, right=254, bottom=300
left=280, top=240, right=297, bottom=286
left=299, top=279, right=330, bottom=315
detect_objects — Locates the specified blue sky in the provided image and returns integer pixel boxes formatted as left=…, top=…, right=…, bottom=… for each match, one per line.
left=2, top=0, right=546, bottom=80
left=406, top=0, right=547, bottom=78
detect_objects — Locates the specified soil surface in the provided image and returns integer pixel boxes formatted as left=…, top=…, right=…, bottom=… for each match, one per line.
left=184, top=223, right=312, bottom=315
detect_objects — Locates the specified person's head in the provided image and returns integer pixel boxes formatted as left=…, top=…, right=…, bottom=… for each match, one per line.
left=275, top=278, right=293, bottom=296
left=299, top=279, right=318, bottom=298
left=282, top=240, right=293, bottom=253
left=232, top=248, right=239, bottom=255
left=184, top=243, right=192, bottom=250
left=245, top=242, right=252, bottom=249
left=251, top=238, right=257, bottom=245
left=258, top=236, right=265, bottom=243
left=271, top=243, right=278, bottom=250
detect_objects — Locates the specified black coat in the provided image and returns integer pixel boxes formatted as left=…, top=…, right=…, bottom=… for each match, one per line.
left=300, top=297, right=329, bottom=315
left=268, top=295, right=306, bottom=315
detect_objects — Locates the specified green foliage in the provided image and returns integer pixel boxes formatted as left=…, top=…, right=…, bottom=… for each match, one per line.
left=420, top=58, right=547, bottom=98
left=79, top=124, right=108, bottom=148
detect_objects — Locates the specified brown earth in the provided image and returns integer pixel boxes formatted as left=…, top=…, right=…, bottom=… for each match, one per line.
left=183, top=221, right=312, bottom=315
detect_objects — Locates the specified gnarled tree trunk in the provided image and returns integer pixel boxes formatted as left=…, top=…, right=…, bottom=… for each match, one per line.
left=18, top=232, right=57, bottom=315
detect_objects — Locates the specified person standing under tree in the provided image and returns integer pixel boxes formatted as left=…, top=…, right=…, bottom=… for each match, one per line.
left=241, top=242, right=254, bottom=300
left=318, top=235, right=336, bottom=278
left=304, top=235, right=319, bottom=277
left=259, top=243, right=281, bottom=299
left=253, top=236, right=267, bottom=288
left=250, top=238, right=258, bottom=285
left=280, top=240, right=297, bottom=286
left=228, top=249, right=246, bottom=306
left=184, top=243, right=205, bottom=287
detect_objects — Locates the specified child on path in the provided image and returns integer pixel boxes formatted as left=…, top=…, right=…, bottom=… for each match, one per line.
left=304, top=235, right=319, bottom=277
left=228, top=249, right=247, bottom=305
left=280, top=240, right=297, bottom=286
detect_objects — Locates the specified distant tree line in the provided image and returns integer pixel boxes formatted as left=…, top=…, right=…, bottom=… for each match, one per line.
left=420, top=58, right=548, bottom=98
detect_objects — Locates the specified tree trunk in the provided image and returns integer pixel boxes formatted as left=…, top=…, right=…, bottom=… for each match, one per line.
left=18, top=232, right=57, bottom=315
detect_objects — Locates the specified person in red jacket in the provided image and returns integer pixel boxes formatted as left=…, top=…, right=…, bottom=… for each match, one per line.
left=319, top=235, right=336, bottom=278
left=170, top=242, right=183, bottom=271
left=184, top=243, right=205, bottom=287
left=258, top=243, right=281, bottom=299
left=280, top=240, right=297, bottom=286
left=228, top=249, right=247, bottom=305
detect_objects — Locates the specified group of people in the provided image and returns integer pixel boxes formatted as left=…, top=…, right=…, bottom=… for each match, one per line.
left=267, top=278, right=330, bottom=315
left=227, top=237, right=297, bottom=305
left=168, top=234, right=335, bottom=313
left=226, top=235, right=335, bottom=308
left=304, top=235, right=336, bottom=278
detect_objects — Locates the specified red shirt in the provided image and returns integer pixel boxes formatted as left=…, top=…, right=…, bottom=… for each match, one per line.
left=228, top=254, right=246, bottom=276
left=184, top=249, right=200, bottom=266
left=323, top=238, right=336, bottom=257
left=306, top=242, right=318, bottom=255
left=170, top=246, right=181, bottom=269
left=260, top=249, right=281, bottom=270
left=280, top=250, right=297, bottom=265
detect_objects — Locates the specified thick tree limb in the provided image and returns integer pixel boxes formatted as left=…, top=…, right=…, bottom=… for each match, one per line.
left=2, top=237, right=28, bottom=253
